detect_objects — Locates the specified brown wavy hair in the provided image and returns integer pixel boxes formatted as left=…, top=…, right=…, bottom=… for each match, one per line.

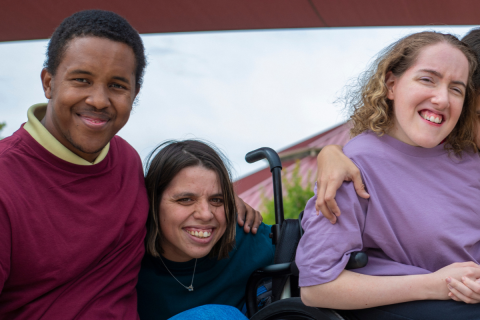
left=347, top=31, right=478, bottom=155
left=144, top=140, right=236, bottom=260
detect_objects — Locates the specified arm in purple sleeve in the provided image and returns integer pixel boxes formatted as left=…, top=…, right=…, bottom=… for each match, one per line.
left=297, top=180, right=480, bottom=309
left=296, top=181, right=368, bottom=287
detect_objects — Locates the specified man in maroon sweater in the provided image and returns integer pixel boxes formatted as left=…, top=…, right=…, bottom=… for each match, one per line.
left=0, top=10, right=261, bottom=319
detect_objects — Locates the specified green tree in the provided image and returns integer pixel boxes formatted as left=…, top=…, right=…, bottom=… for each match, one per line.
left=260, top=161, right=314, bottom=225
left=0, top=122, right=5, bottom=140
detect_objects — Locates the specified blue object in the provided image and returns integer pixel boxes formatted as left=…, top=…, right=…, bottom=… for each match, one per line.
left=169, top=304, right=248, bottom=320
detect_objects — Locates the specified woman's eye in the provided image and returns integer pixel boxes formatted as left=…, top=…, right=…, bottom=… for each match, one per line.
left=177, top=198, right=193, bottom=204
left=451, top=87, right=463, bottom=95
left=420, top=77, right=433, bottom=83
left=210, top=198, right=224, bottom=206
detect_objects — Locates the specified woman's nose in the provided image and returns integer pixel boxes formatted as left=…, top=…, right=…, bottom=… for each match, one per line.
left=431, top=87, right=450, bottom=110
left=193, top=200, right=214, bottom=221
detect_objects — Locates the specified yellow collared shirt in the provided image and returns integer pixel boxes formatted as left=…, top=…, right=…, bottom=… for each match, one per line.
left=23, top=103, right=109, bottom=165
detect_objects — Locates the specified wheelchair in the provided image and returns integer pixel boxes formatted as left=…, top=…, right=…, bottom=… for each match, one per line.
left=244, top=147, right=368, bottom=320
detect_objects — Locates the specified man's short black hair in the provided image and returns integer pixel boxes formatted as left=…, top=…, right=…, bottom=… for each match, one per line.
left=44, top=10, right=146, bottom=89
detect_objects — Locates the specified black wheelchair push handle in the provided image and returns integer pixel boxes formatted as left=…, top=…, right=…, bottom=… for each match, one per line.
left=246, top=147, right=282, bottom=171
left=245, top=147, right=284, bottom=244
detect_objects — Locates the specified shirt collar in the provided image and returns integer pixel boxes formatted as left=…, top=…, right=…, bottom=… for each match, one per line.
left=23, top=103, right=109, bottom=165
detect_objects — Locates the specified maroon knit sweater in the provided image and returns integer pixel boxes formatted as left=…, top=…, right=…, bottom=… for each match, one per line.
left=0, top=126, right=148, bottom=319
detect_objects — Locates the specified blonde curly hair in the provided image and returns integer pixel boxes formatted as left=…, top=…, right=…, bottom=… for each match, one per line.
left=348, top=31, right=478, bottom=155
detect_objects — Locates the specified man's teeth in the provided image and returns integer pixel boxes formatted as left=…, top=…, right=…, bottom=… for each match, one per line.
left=421, top=113, right=442, bottom=124
left=187, top=230, right=211, bottom=238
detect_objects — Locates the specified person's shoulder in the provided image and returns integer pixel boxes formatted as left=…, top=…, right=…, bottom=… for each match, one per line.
left=234, top=222, right=274, bottom=258
left=229, top=222, right=275, bottom=271
left=138, top=254, right=157, bottom=276
left=110, top=135, right=142, bottom=163
left=0, top=135, right=21, bottom=157
left=235, top=222, right=272, bottom=243
left=111, top=135, right=137, bottom=153
left=449, top=148, right=480, bottom=170
left=0, top=129, right=27, bottom=166
left=343, top=131, right=385, bottom=158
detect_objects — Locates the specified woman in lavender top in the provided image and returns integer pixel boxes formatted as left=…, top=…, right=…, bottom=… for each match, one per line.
left=296, top=31, right=480, bottom=319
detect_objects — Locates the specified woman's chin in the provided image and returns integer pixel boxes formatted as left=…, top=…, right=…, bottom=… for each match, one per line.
left=181, top=231, right=219, bottom=260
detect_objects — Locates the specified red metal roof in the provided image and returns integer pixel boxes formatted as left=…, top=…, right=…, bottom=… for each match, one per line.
left=2, top=0, right=480, bottom=42
left=235, top=122, right=351, bottom=210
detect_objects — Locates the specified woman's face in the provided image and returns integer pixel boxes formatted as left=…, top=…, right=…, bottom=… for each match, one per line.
left=386, top=42, right=469, bottom=148
left=159, top=165, right=227, bottom=262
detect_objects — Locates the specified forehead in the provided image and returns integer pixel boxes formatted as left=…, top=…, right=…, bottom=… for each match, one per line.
left=59, top=36, right=136, bottom=76
left=167, top=166, right=221, bottom=192
left=409, top=42, right=469, bottom=82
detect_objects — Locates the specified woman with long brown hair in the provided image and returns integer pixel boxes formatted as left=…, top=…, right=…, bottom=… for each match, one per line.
left=136, top=140, right=275, bottom=320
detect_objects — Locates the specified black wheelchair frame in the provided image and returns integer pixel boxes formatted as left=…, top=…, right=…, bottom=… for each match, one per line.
left=244, top=147, right=368, bottom=320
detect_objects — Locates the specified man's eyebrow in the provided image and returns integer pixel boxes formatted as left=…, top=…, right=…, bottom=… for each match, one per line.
left=68, top=69, right=93, bottom=76
left=112, top=76, right=130, bottom=84
left=419, top=69, right=466, bottom=87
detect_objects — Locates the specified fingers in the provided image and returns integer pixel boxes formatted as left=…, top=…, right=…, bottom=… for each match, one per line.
left=447, top=277, right=480, bottom=304
left=251, top=207, right=263, bottom=234
left=235, top=195, right=246, bottom=227
left=448, top=292, right=461, bottom=301
left=242, top=206, right=254, bottom=233
left=235, top=196, right=260, bottom=234
left=324, top=180, right=342, bottom=217
left=351, top=168, right=370, bottom=199
left=315, top=178, right=337, bottom=224
left=462, top=277, right=480, bottom=294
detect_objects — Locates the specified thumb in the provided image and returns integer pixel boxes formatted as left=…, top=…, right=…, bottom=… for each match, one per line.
left=352, top=170, right=369, bottom=199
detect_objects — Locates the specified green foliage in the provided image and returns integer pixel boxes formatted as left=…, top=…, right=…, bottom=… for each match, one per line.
left=0, top=122, right=5, bottom=140
left=261, top=161, right=314, bottom=225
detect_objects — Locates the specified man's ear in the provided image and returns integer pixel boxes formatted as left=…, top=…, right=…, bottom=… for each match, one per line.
left=41, top=68, right=53, bottom=99
left=385, top=71, right=396, bottom=100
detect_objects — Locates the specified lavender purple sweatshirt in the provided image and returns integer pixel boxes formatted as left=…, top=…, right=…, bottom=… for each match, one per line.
left=296, top=131, right=480, bottom=287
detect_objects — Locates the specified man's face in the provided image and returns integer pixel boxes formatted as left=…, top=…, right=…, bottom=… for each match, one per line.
left=41, top=36, right=138, bottom=162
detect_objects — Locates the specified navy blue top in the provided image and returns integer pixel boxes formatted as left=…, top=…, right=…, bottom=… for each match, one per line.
left=137, top=223, right=275, bottom=320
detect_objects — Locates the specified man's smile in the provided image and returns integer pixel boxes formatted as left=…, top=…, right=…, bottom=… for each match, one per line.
left=76, top=110, right=112, bottom=130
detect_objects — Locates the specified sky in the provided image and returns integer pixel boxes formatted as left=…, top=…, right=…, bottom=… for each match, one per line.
left=0, top=25, right=476, bottom=179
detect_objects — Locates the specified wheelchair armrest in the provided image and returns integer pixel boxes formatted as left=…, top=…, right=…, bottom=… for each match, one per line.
left=255, top=262, right=292, bottom=276
left=346, top=251, right=368, bottom=269
left=246, top=262, right=293, bottom=317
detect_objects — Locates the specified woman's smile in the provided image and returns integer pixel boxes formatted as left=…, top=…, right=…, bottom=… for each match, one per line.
left=419, top=109, right=444, bottom=125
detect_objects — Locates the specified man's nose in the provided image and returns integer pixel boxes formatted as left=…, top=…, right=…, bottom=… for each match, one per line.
left=85, top=85, right=111, bottom=109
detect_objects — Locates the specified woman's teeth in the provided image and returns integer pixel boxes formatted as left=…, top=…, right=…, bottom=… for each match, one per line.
left=187, top=230, right=211, bottom=238
left=421, top=112, right=442, bottom=124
